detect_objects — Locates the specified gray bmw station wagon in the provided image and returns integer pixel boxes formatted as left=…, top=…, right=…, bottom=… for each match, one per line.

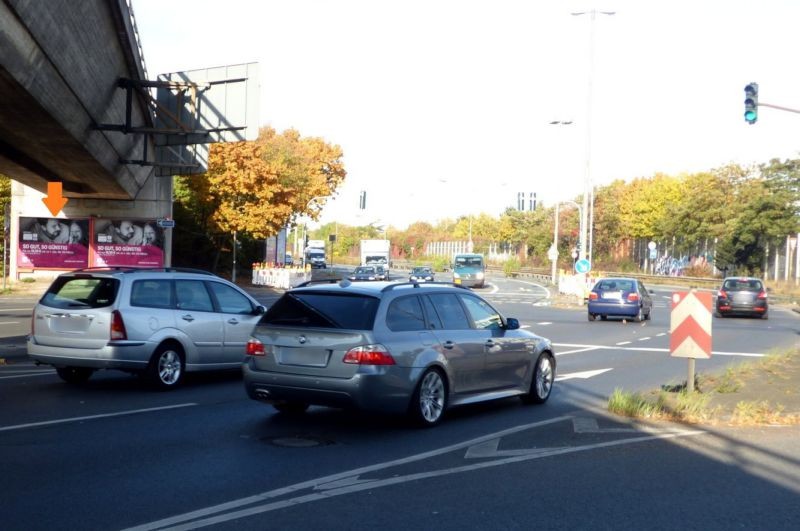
left=243, top=280, right=556, bottom=427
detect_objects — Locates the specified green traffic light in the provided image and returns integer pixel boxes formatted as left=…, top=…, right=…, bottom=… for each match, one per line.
left=745, top=110, right=757, bottom=122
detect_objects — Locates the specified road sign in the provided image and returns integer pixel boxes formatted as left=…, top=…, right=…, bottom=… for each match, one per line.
left=649, top=249, right=657, bottom=260
left=648, top=241, right=656, bottom=250
left=575, top=258, right=591, bottom=274
left=547, top=245, right=558, bottom=261
left=670, top=291, right=712, bottom=359
left=157, top=218, right=176, bottom=228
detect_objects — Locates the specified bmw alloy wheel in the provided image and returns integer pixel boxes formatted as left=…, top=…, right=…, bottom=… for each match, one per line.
left=412, top=369, right=446, bottom=426
left=522, top=352, right=554, bottom=404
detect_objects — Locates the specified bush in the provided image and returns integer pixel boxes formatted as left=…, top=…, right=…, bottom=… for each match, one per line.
left=503, top=257, right=521, bottom=277
left=431, top=256, right=450, bottom=272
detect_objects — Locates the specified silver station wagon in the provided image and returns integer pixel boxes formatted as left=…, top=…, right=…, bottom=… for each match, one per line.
left=243, top=280, right=556, bottom=426
left=28, top=267, right=265, bottom=388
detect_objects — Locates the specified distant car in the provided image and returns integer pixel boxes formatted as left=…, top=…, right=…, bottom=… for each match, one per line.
left=375, top=265, right=389, bottom=281
left=715, top=276, right=768, bottom=319
left=285, top=253, right=293, bottom=266
left=409, top=266, right=435, bottom=282
left=349, top=266, right=378, bottom=281
left=27, top=267, right=265, bottom=388
left=243, top=280, right=556, bottom=426
left=588, top=277, right=653, bottom=322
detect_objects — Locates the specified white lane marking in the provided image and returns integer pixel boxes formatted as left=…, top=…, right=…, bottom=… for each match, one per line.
left=555, top=368, right=612, bottom=381
left=536, top=322, right=553, bottom=325
left=638, top=337, right=651, bottom=341
left=0, top=322, right=21, bottom=325
left=616, top=341, right=631, bottom=345
left=128, top=424, right=703, bottom=531
left=554, top=343, right=765, bottom=357
left=0, top=371, right=54, bottom=380
left=0, top=403, right=198, bottom=432
left=555, top=347, right=602, bottom=356
left=656, top=333, right=667, bottom=337
left=501, top=277, right=551, bottom=298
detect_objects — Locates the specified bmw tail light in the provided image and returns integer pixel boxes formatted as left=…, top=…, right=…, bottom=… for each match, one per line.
left=627, top=292, right=640, bottom=302
left=589, top=292, right=598, bottom=301
left=110, top=310, right=127, bottom=340
left=246, top=338, right=266, bottom=356
left=757, top=290, right=768, bottom=300
left=718, top=290, right=728, bottom=300
left=343, top=345, right=395, bottom=365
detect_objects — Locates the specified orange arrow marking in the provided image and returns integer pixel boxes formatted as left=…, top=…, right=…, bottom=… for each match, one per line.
left=42, top=182, right=68, bottom=216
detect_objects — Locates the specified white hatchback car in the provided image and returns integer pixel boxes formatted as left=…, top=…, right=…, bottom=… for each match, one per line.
left=28, top=267, right=265, bottom=388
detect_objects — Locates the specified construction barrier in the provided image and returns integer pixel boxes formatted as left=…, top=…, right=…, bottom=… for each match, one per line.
left=251, top=264, right=310, bottom=289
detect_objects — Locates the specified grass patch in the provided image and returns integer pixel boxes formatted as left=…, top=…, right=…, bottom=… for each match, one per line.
left=607, top=346, right=800, bottom=425
left=608, top=388, right=713, bottom=423
left=731, top=401, right=787, bottom=425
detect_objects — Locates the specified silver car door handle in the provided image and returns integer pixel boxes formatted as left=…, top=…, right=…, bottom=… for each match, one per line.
left=227, top=318, right=239, bottom=324
left=181, top=314, right=195, bottom=322
left=442, top=340, right=454, bottom=350
left=485, top=339, right=495, bottom=347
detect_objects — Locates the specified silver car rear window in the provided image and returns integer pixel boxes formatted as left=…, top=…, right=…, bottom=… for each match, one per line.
left=41, top=276, right=119, bottom=309
left=260, top=292, right=379, bottom=330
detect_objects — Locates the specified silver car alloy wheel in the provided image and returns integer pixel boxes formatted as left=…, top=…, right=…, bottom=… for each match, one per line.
left=536, top=355, right=553, bottom=399
left=419, top=370, right=445, bottom=423
left=158, top=349, right=182, bottom=386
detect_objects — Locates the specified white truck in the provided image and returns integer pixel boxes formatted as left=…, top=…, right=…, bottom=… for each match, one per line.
left=360, top=239, right=390, bottom=267
left=304, top=239, right=327, bottom=268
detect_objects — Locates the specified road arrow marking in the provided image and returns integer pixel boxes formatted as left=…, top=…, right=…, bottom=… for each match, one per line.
left=42, top=181, right=68, bottom=215
left=555, top=368, right=612, bottom=381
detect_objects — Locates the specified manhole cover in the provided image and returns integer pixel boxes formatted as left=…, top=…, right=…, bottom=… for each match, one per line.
left=265, top=435, right=334, bottom=448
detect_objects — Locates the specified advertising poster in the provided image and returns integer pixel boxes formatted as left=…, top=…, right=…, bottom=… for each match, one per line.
left=92, top=218, right=165, bottom=267
left=17, top=217, right=90, bottom=269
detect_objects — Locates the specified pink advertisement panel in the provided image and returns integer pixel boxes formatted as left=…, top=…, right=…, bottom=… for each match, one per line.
left=92, top=219, right=165, bottom=268
left=17, top=217, right=90, bottom=269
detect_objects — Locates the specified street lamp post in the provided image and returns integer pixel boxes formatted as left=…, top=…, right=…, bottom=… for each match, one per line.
left=572, top=8, right=615, bottom=266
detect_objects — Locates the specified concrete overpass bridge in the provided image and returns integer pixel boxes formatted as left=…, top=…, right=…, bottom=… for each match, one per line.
left=0, top=0, right=256, bottom=280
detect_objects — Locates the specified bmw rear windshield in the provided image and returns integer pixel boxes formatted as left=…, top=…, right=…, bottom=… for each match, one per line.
left=260, top=291, right=379, bottom=329
left=41, top=276, right=119, bottom=309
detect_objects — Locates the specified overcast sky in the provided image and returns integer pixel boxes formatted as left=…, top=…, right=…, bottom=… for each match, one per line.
left=133, top=0, right=800, bottom=229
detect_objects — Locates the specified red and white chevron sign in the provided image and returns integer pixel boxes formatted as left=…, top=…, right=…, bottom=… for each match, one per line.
left=670, top=291, right=713, bottom=359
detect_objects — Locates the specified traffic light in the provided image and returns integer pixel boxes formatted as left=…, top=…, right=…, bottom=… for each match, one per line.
left=744, top=82, right=758, bottom=124
left=359, top=190, right=366, bottom=210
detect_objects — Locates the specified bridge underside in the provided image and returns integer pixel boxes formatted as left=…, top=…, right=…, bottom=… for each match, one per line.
left=0, top=0, right=154, bottom=200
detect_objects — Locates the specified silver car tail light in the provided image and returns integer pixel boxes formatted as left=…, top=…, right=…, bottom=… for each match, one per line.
left=342, top=344, right=395, bottom=365
left=110, top=310, right=127, bottom=340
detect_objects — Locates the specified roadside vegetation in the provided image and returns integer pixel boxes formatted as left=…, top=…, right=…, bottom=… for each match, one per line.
left=608, top=347, right=800, bottom=426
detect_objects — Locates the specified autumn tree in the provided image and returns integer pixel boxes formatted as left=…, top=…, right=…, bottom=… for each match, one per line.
left=173, top=127, right=346, bottom=271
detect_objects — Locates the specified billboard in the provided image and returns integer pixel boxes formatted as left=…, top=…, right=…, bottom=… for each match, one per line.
left=92, top=219, right=165, bottom=267
left=17, top=217, right=90, bottom=269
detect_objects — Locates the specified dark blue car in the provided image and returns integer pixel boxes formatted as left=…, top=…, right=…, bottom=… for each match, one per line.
left=587, top=277, right=653, bottom=322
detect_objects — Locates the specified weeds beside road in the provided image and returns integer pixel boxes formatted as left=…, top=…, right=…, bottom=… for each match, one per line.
left=609, top=347, right=800, bottom=426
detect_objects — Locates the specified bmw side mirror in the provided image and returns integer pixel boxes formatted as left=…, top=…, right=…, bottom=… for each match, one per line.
left=505, top=317, right=520, bottom=330
left=255, top=305, right=266, bottom=315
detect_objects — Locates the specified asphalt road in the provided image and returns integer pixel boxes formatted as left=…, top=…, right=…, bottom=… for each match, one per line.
left=2, top=273, right=799, bottom=530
